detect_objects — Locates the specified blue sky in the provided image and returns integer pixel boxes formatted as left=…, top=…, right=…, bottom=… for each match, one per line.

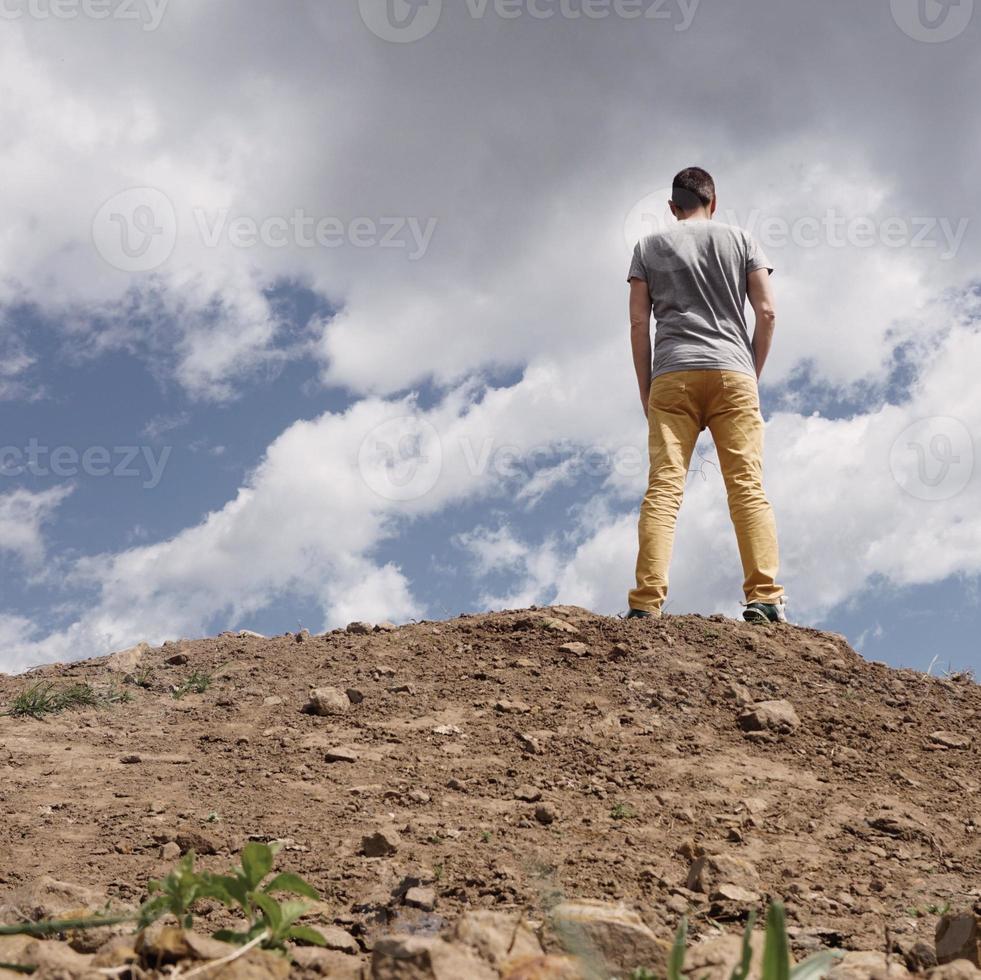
left=0, top=0, right=978, bottom=674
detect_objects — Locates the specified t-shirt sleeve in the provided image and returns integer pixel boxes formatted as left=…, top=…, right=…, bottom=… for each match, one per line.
left=627, top=242, right=647, bottom=283
left=746, top=232, right=773, bottom=276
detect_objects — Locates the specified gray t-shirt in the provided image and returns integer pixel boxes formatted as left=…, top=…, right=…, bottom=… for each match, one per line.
left=627, top=220, right=772, bottom=380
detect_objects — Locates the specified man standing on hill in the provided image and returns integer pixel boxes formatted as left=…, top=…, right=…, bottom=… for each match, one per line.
left=626, top=167, right=787, bottom=624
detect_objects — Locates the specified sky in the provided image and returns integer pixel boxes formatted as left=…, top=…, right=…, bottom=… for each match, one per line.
left=0, top=0, right=978, bottom=675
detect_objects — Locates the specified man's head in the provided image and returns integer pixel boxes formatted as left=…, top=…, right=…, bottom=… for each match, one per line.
left=670, top=167, right=716, bottom=220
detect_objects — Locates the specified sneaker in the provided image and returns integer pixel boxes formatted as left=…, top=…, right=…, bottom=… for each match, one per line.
left=743, top=598, right=788, bottom=624
left=625, top=608, right=661, bottom=620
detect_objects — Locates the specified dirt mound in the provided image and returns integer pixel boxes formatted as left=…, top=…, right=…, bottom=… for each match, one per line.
left=1, top=607, right=979, bottom=977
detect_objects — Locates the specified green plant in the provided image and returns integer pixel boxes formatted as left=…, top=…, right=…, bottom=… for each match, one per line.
left=610, top=802, right=637, bottom=821
left=204, top=843, right=326, bottom=950
left=128, top=666, right=155, bottom=689
left=481, top=830, right=493, bottom=843
left=172, top=671, right=213, bottom=699
left=4, top=681, right=114, bottom=719
left=139, top=852, right=219, bottom=930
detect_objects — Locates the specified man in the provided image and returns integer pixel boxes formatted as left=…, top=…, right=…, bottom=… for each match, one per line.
left=626, top=167, right=786, bottom=624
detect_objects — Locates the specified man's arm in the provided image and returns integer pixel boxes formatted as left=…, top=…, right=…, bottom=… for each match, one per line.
left=629, top=277, right=653, bottom=415
left=746, top=267, right=776, bottom=380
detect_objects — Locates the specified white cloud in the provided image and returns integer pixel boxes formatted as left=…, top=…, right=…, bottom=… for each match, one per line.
left=0, top=485, right=73, bottom=565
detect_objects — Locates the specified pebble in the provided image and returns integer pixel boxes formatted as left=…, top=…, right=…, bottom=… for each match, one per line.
left=346, top=622, right=373, bottom=635
left=325, top=747, right=359, bottom=764
left=306, top=687, right=351, bottom=716
left=495, top=699, right=532, bottom=715
left=120, top=754, right=142, bottom=765
left=361, top=828, right=400, bottom=857
left=535, top=804, right=557, bottom=825
left=515, top=785, right=543, bottom=803
left=404, top=886, right=437, bottom=912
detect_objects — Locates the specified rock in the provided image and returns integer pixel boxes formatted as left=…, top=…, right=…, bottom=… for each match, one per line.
left=317, top=925, right=360, bottom=955
left=682, top=932, right=769, bottom=980
left=928, top=962, right=981, bottom=980
left=687, top=854, right=761, bottom=895
left=120, top=753, right=143, bottom=764
left=239, top=630, right=266, bottom=639
left=542, top=617, right=580, bottom=635
left=362, top=828, right=400, bottom=857
left=326, top=747, right=360, bottom=764
left=501, top=957, right=584, bottom=979
left=726, top=682, right=754, bottom=707
left=930, top=732, right=972, bottom=750
left=20, top=939, right=94, bottom=974
left=306, top=687, right=352, bottom=716
left=346, top=622, right=373, bottom=635
left=451, top=911, right=543, bottom=970
left=2, top=876, right=107, bottom=922
left=516, top=732, right=544, bottom=755
left=404, top=886, right=437, bottom=912
left=263, top=695, right=283, bottom=706
left=408, top=789, right=431, bottom=804
left=161, top=841, right=182, bottom=860
left=710, top=883, right=760, bottom=904
left=737, top=700, right=801, bottom=734
left=432, top=724, right=464, bottom=736
left=346, top=688, right=366, bottom=705
left=547, top=900, right=670, bottom=978
left=107, top=641, right=150, bottom=673
left=937, top=914, right=981, bottom=967
left=166, top=652, right=190, bottom=666
left=375, top=621, right=399, bottom=632
left=292, top=946, right=365, bottom=977
left=901, top=942, right=938, bottom=972
left=91, top=933, right=139, bottom=968
left=558, top=643, right=590, bottom=658
left=371, top=935, right=497, bottom=979
left=535, top=805, right=557, bottom=825
left=827, top=951, right=909, bottom=980
left=175, top=830, right=219, bottom=855
left=495, top=700, right=532, bottom=715
left=515, top=785, right=543, bottom=803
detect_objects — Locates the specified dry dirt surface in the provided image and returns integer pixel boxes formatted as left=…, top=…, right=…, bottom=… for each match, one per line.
left=1, top=606, right=980, bottom=978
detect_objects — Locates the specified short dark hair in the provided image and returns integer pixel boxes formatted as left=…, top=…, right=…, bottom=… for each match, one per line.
left=671, top=167, right=716, bottom=211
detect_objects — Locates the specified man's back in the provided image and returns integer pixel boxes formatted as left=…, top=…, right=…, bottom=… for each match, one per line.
left=628, top=219, right=772, bottom=381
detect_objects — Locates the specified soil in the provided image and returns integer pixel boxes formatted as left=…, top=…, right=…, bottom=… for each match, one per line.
left=1, top=606, right=979, bottom=975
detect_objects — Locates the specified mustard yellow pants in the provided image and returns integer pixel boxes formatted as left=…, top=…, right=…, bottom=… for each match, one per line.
left=629, top=369, right=784, bottom=613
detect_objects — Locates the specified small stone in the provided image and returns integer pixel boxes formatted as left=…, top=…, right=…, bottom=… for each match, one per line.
left=608, top=644, right=631, bottom=661
left=165, top=653, right=189, bottom=666
left=346, top=622, right=373, bottom=635
left=345, top=688, right=365, bottom=705
left=120, top=753, right=142, bottom=765
left=408, top=789, right=431, bottom=804
left=375, top=621, right=399, bottom=632
left=535, top=804, right=557, bottom=825
left=389, top=683, right=415, bottom=695
left=930, top=731, right=972, bottom=750
left=516, top=732, right=544, bottom=754
left=160, top=841, right=181, bottom=861
left=295, top=629, right=310, bottom=643
left=326, top=747, right=359, bottom=764
left=238, top=630, right=266, bottom=639
left=306, top=687, right=351, bottom=716
left=687, top=854, right=760, bottom=895
left=515, top=785, right=543, bottom=803
left=737, top=699, right=801, bottom=734
left=558, top=642, right=589, bottom=658
left=361, top=827, right=400, bottom=857
left=263, top=695, right=283, bottom=706
left=317, top=925, right=360, bottom=955
left=448, top=778, right=469, bottom=792
left=174, top=831, right=219, bottom=856
left=495, top=699, right=532, bottom=715
left=541, top=617, right=580, bottom=635
left=404, top=886, right=437, bottom=912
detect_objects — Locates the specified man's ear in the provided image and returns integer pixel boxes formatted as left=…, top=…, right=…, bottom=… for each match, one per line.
left=668, top=200, right=680, bottom=219
left=709, top=196, right=718, bottom=217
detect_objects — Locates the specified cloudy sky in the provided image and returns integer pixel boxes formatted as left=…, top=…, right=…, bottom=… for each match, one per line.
left=0, top=0, right=978, bottom=674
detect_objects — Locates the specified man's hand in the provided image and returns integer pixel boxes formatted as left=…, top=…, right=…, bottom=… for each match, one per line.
left=747, top=267, right=776, bottom=380
left=629, top=277, right=653, bottom=418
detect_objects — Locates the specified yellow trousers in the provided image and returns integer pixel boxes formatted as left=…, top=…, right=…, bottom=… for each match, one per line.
left=629, top=369, right=784, bottom=613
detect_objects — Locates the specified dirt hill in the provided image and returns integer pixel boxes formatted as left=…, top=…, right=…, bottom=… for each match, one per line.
left=1, top=607, right=979, bottom=978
